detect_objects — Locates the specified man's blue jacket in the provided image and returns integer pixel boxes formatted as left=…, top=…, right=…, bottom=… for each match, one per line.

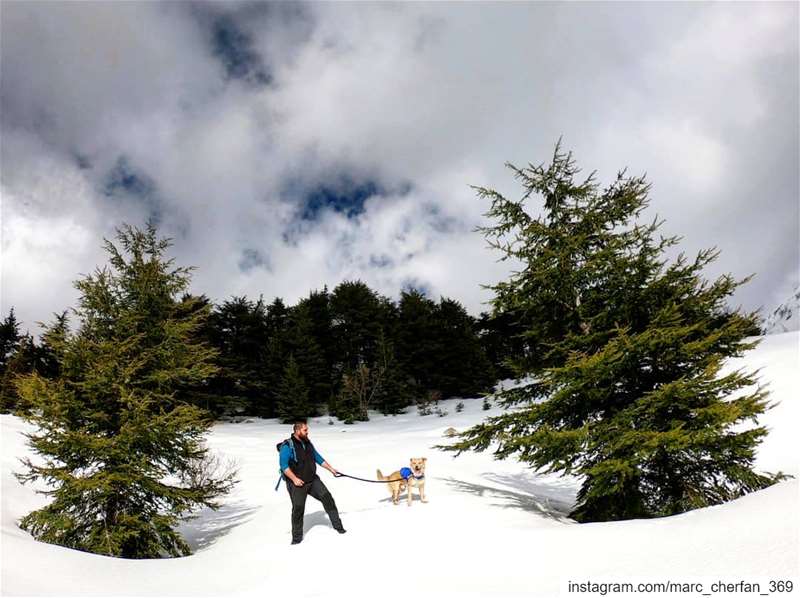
left=279, top=439, right=325, bottom=471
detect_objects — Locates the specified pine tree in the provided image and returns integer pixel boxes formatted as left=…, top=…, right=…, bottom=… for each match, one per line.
left=297, top=287, right=336, bottom=384
left=395, top=291, right=493, bottom=400
left=37, top=311, right=69, bottom=380
left=0, top=307, right=21, bottom=367
left=258, top=298, right=290, bottom=418
left=0, top=308, right=22, bottom=412
left=330, top=281, right=389, bottom=374
left=396, top=289, right=439, bottom=393
left=476, top=310, right=527, bottom=380
left=1, top=335, right=37, bottom=413
left=432, top=297, right=494, bottom=397
left=284, top=304, right=328, bottom=415
left=1, top=334, right=58, bottom=415
left=205, top=295, right=270, bottom=416
left=14, top=223, right=236, bottom=557
left=276, top=355, right=312, bottom=423
left=372, top=331, right=415, bottom=415
left=173, top=294, right=222, bottom=415
left=440, top=142, right=786, bottom=522
left=1, top=312, right=68, bottom=413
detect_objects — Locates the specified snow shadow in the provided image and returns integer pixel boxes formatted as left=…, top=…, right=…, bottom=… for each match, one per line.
left=439, top=473, right=577, bottom=522
left=302, top=510, right=340, bottom=534
left=177, top=500, right=260, bottom=551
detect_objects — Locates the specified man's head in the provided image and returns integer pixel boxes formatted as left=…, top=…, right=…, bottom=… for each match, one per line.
left=293, top=420, right=309, bottom=441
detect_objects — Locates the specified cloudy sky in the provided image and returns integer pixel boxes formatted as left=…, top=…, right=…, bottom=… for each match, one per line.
left=2, top=1, right=797, bottom=335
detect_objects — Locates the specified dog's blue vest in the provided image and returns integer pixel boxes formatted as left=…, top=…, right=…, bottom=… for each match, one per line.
left=400, top=467, right=423, bottom=480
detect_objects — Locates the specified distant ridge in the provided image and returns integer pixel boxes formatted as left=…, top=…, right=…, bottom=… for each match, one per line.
left=763, top=284, right=800, bottom=334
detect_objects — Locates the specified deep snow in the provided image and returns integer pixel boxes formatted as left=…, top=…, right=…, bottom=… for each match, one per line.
left=2, top=333, right=798, bottom=597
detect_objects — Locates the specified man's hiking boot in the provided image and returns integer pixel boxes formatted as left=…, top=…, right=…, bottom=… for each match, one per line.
left=335, top=528, right=347, bottom=534
left=291, top=538, right=302, bottom=545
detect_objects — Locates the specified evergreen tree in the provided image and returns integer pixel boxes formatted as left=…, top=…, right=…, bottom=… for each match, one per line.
left=284, top=304, right=328, bottom=415
left=1, top=335, right=36, bottom=412
left=0, top=308, right=22, bottom=412
left=276, top=355, right=312, bottom=423
left=259, top=298, right=291, bottom=418
left=37, top=311, right=69, bottom=380
left=334, top=328, right=414, bottom=420
left=0, top=307, right=21, bottom=368
left=476, top=310, right=527, bottom=381
left=297, top=287, right=336, bottom=383
left=431, top=297, right=494, bottom=397
left=173, top=294, right=221, bottom=415
left=265, top=297, right=290, bottom=336
left=14, top=223, right=236, bottom=558
left=205, top=295, right=270, bottom=415
left=1, top=312, right=68, bottom=413
left=260, top=336, right=284, bottom=419
left=396, top=289, right=439, bottom=394
left=372, top=330, right=415, bottom=415
left=330, top=281, right=388, bottom=374
left=440, top=143, right=785, bottom=522
left=396, top=291, right=493, bottom=399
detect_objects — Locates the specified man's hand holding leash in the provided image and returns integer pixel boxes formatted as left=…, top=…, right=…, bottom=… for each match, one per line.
left=321, top=461, right=339, bottom=477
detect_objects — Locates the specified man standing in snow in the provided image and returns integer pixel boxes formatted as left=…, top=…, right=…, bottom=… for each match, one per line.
left=280, top=420, right=346, bottom=544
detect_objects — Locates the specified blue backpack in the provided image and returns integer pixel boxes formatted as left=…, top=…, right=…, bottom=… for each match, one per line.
left=274, top=438, right=297, bottom=491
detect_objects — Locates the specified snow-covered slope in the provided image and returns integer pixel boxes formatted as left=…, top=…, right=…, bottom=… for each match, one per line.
left=764, top=285, right=800, bottom=334
left=2, top=333, right=798, bottom=597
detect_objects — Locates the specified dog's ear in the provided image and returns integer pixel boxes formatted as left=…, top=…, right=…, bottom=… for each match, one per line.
left=422, top=457, right=427, bottom=463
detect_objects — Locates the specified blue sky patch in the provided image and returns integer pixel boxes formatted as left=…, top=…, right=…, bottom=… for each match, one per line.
left=102, top=156, right=162, bottom=225
left=300, top=179, right=381, bottom=221
left=283, top=177, right=413, bottom=222
left=211, top=15, right=271, bottom=86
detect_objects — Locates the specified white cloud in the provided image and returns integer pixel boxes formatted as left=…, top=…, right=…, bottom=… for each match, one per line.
left=1, top=2, right=796, bottom=335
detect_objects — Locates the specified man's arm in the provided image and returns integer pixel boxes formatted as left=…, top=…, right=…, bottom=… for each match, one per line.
left=313, top=448, right=339, bottom=476
left=320, top=461, right=339, bottom=476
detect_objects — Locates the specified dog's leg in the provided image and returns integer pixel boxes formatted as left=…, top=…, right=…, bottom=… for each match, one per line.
left=407, top=481, right=413, bottom=507
left=420, top=483, right=428, bottom=503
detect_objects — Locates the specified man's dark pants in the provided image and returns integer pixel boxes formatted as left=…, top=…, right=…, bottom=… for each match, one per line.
left=285, top=475, right=343, bottom=542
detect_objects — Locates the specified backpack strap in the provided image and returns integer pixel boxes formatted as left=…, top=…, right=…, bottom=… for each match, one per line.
left=275, top=438, right=296, bottom=491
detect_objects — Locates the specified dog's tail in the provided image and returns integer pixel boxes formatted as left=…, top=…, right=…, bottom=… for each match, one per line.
left=377, top=469, right=385, bottom=481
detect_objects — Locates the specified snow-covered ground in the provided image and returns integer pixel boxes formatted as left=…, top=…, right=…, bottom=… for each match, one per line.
left=2, top=333, right=798, bottom=597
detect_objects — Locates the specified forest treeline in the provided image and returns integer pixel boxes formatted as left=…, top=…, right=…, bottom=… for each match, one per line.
left=1, top=282, right=522, bottom=422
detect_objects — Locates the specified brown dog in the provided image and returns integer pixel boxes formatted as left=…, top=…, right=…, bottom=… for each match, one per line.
left=377, top=457, right=428, bottom=506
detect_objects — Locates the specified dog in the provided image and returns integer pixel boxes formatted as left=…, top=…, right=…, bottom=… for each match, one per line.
left=377, top=457, right=428, bottom=506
